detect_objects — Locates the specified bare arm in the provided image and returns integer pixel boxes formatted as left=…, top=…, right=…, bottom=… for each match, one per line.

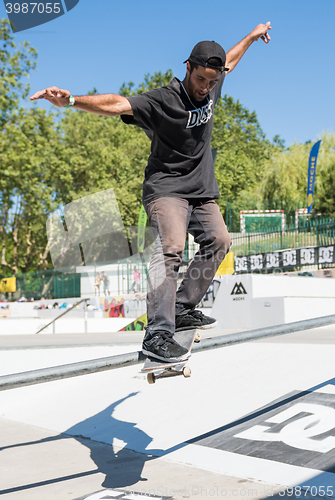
left=225, top=22, right=271, bottom=74
left=29, top=87, right=133, bottom=116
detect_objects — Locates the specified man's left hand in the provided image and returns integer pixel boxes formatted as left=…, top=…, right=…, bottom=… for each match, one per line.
left=252, top=22, right=272, bottom=44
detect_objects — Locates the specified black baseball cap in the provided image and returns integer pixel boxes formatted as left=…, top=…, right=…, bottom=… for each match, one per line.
left=184, top=40, right=229, bottom=72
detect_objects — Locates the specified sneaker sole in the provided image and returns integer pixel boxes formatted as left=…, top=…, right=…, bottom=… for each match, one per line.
left=175, top=320, right=218, bottom=332
left=175, top=327, right=197, bottom=332
left=198, top=320, right=218, bottom=329
left=142, top=348, right=191, bottom=363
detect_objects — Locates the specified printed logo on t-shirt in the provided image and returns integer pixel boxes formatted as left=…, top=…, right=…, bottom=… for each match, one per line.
left=186, top=99, right=213, bottom=128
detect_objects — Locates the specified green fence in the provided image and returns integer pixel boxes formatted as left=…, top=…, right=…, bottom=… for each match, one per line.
left=0, top=269, right=81, bottom=301
left=1, top=216, right=334, bottom=301
left=231, top=217, right=335, bottom=257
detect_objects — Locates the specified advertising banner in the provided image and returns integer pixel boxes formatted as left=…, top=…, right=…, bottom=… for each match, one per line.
left=307, top=140, right=321, bottom=214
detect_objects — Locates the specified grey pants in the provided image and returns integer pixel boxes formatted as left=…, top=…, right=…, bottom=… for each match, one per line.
left=144, top=197, right=231, bottom=335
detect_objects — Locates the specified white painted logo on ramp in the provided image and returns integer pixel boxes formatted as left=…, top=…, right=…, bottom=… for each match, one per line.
left=80, top=488, right=172, bottom=499
left=234, top=403, right=335, bottom=453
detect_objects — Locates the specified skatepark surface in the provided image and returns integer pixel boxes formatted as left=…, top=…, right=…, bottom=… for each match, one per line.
left=0, top=324, right=335, bottom=499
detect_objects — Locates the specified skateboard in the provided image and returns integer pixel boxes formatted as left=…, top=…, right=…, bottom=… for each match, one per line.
left=141, top=329, right=200, bottom=384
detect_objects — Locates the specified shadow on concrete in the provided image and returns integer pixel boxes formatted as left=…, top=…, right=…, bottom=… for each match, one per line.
left=65, top=391, right=162, bottom=488
left=0, top=391, right=164, bottom=494
left=1, top=381, right=335, bottom=498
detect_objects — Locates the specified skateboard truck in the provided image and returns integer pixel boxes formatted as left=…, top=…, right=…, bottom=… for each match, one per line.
left=147, top=364, right=192, bottom=384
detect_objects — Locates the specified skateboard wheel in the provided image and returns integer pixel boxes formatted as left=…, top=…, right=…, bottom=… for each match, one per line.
left=147, top=373, right=155, bottom=384
left=194, top=332, right=201, bottom=343
left=183, top=366, right=191, bottom=378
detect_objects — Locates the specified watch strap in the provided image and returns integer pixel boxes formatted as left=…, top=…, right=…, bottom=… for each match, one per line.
left=65, top=95, right=75, bottom=108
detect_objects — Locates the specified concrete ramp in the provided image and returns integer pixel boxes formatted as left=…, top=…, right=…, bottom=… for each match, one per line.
left=1, top=324, right=335, bottom=498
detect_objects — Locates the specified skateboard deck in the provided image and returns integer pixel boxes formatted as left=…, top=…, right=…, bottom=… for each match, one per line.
left=141, top=329, right=200, bottom=384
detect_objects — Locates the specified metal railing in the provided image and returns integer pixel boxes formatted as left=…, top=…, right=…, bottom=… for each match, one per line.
left=35, top=298, right=90, bottom=334
left=1, top=314, right=335, bottom=391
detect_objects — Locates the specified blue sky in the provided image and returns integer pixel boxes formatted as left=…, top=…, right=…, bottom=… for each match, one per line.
left=1, top=0, right=334, bottom=146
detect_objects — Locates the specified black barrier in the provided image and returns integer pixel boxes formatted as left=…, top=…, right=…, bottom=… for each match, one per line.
left=235, top=244, right=335, bottom=274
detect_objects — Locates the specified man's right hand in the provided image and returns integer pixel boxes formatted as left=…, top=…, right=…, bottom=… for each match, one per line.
left=30, top=87, right=72, bottom=107
left=30, top=88, right=133, bottom=116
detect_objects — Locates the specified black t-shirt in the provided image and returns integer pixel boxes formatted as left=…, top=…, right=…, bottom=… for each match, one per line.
left=121, top=74, right=225, bottom=204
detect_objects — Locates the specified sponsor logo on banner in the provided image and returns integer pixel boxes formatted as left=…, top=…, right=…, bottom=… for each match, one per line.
left=266, top=252, right=280, bottom=268
left=319, top=246, right=334, bottom=264
left=235, top=256, right=248, bottom=273
left=235, top=244, right=335, bottom=274
left=282, top=249, right=297, bottom=267
left=300, top=248, right=315, bottom=265
left=250, top=254, right=263, bottom=270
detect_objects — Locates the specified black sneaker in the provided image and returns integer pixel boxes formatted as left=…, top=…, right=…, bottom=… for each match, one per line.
left=142, top=331, right=190, bottom=362
left=175, top=309, right=218, bottom=331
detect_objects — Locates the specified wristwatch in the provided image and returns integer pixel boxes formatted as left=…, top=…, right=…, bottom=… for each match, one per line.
left=65, top=95, right=75, bottom=108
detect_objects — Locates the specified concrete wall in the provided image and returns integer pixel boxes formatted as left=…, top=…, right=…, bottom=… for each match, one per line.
left=0, top=294, right=145, bottom=334
left=1, top=297, right=88, bottom=318
left=0, top=317, right=133, bottom=335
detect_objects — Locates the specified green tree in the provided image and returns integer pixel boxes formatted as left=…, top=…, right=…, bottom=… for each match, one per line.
left=0, top=19, right=37, bottom=127
left=257, top=141, right=311, bottom=218
left=0, top=106, right=64, bottom=274
left=58, top=74, right=276, bottom=234
left=212, top=95, right=273, bottom=215
left=58, top=108, right=150, bottom=227
left=0, top=20, right=61, bottom=275
left=57, top=70, right=175, bottom=227
left=257, top=131, right=335, bottom=221
left=1, top=66, right=173, bottom=276
left=120, top=70, right=173, bottom=96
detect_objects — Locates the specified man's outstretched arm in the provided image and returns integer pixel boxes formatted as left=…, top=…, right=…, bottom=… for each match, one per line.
left=29, top=87, right=133, bottom=116
left=225, top=22, right=272, bottom=74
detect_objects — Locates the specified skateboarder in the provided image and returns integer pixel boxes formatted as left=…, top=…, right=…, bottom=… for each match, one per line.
left=30, top=22, right=272, bottom=362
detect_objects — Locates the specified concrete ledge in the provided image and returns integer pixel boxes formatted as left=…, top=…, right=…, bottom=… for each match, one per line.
left=0, top=317, right=135, bottom=335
